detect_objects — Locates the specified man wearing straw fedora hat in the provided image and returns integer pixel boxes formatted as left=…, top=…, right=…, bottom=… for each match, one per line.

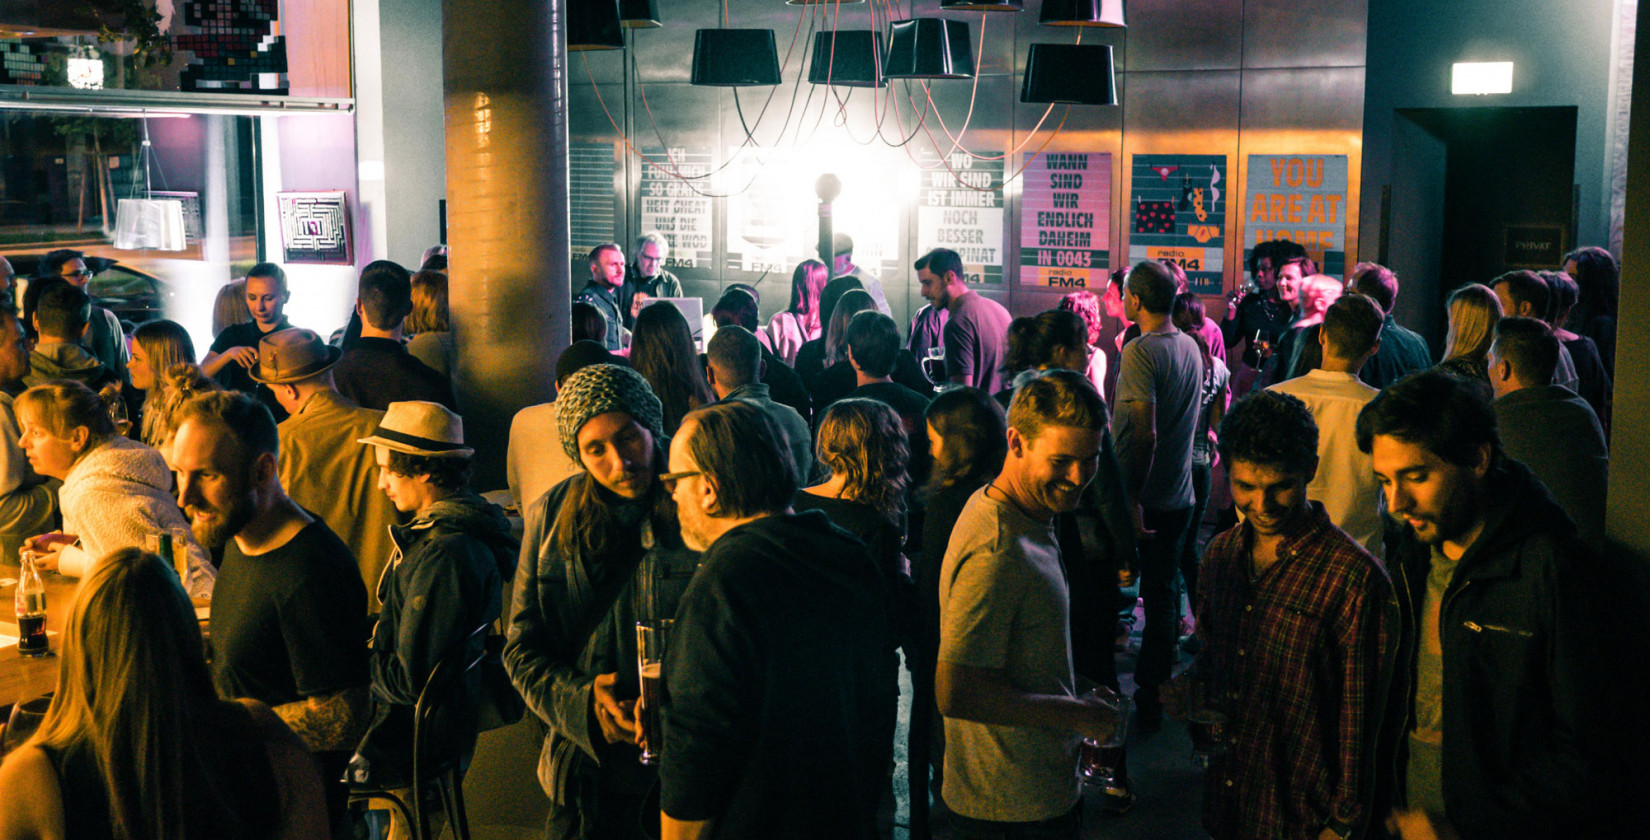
left=348, top=401, right=517, bottom=827
left=257, top=327, right=400, bottom=609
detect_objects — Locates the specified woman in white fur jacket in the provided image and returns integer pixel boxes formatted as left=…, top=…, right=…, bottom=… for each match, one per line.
left=15, top=381, right=215, bottom=599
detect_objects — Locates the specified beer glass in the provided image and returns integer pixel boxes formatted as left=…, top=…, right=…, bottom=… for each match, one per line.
left=1186, top=678, right=1230, bottom=768
left=1078, top=687, right=1130, bottom=787
left=636, top=619, right=672, bottom=766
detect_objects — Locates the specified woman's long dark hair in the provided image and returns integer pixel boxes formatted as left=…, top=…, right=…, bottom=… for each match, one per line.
left=553, top=434, right=679, bottom=565
left=922, top=387, right=1007, bottom=502
left=629, top=303, right=714, bottom=434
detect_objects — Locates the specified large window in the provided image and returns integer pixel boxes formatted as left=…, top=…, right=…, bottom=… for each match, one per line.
left=0, top=110, right=261, bottom=341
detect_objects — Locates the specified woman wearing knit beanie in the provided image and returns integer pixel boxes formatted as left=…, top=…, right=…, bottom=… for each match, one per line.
left=503, top=364, right=700, bottom=838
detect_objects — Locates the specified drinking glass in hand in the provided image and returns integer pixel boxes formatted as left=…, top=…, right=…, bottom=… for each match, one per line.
left=635, top=619, right=672, bottom=766
left=1, top=694, right=51, bottom=755
left=1079, top=687, right=1130, bottom=786
left=1186, top=680, right=1229, bottom=768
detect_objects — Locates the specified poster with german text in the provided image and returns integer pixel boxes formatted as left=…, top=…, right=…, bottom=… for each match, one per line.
left=1243, top=154, right=1349, bottom=283
left=1019, top=152, right=1111, bottom=289
left=916, top=150, right=1005, bottom=286
left=638, top=147, right=715, bottom=272
left=1128, top=154, right=1227, bottom=295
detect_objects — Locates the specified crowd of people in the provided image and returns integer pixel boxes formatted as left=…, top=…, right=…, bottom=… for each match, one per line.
left=0, top=235, right=1639, bottom=840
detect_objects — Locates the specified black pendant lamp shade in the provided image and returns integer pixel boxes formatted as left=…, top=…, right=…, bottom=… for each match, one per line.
left=568, top=0, right=625, bottom=50
left=939, top=0, right=1024, bottom=11
left=808, top=30, right=886, bottom=87
left=884, top=19, right=975, bottom=80
left=691, top=30, right=784, bottom=86
left=619, top=0, right=661, bottom=28
left=1020, top=43, right=1117, bottom=105
left=1039, top=0, right=1126, bottom=27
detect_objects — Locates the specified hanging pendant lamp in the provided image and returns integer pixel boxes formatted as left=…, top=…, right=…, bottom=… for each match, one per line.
left=568, top=0, right=625, bottom=50
left=618, top=0, right=661, bottom=28
left=939, top=0, right=1023, bottom=11
left=884, top=19, right=974, bottom=80
left=808, top=30, right=886, bottom=87
left=1039, top=0, right=1126, bottom=27
left=1020, top=43, right=1116, bottom=105
left=691, top=30, right=783, bottom=86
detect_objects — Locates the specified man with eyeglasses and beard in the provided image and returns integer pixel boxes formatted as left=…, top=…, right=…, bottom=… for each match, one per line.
left=659, top=399, right=893, bottom=840
left=170, top=390, right=370, bottom=828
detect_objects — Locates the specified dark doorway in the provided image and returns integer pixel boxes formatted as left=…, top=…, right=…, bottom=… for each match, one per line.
left=1386, top=106, right=1578, bottom=352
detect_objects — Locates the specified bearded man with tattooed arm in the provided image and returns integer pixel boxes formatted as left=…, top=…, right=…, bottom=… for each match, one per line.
left=172, top=390, right=371, bottom=825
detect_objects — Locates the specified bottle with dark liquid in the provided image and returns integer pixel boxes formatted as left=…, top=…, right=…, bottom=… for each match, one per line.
left=15, top=549, right=47, bottom=657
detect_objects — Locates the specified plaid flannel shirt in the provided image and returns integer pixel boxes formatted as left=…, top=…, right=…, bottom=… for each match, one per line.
left=1194, top=502, right=1391, bottom=840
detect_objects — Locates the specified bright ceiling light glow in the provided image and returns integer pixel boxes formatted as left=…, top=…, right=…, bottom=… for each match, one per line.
left=1452, top=62, right=1513, bottom=95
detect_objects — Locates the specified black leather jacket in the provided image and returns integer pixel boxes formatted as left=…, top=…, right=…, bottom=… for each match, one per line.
left=1377, top=458, right=1628, bottom=839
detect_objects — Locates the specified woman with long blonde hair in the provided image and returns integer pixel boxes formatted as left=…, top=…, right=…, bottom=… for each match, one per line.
left=128, top=319, right=197, bottom=449
left=16, top=381, right=216, bottom=597
left=0, top=548, right=328, bottom=840
left=1436, top=283, right=1504, bottom=383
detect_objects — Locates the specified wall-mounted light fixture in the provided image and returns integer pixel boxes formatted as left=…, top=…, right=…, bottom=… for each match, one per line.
left=1451, top=61, right=1514, bottom=95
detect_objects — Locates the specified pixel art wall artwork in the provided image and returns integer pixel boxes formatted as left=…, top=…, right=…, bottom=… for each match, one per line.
left=175, top=0, right=288, bottom=93
left=1128, top=154, right=1228, bottom=295
left=277, top=192, right=352, bottom=265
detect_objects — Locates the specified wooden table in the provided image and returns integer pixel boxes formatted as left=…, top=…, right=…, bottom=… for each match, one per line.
left=0, top=569, right=80, bottom=708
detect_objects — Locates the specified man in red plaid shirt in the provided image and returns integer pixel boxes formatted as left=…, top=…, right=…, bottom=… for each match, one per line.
left=1168, top=390, right=1390, bottom=840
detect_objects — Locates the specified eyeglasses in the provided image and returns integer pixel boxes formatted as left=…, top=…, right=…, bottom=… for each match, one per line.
left=659, top=470, right=701, bottom=493
left=61, top=270, right=90, bottom=280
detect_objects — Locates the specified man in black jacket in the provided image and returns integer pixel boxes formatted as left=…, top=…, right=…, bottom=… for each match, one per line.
left=1358, top=370, right=1635, bottom=840
left=660, top=399, right=893, bottom=840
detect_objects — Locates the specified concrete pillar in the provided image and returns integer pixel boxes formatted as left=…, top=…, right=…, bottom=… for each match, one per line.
left=1607, top=0, right=1650, bottom=557
left=443, top=0, right=571, bottom=490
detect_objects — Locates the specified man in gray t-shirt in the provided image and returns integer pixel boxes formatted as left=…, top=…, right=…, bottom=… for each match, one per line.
left=937, top=371, right=1122, bottom=838
left=918, top=247, right=1013, bottom=394
left=1111, top=261, right=1204, bottom=726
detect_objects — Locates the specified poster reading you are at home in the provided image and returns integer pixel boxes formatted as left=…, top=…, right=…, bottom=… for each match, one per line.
left=1128, top=154, right=1227, bottom=295
left=1242, top=154, right=1349, bottom=282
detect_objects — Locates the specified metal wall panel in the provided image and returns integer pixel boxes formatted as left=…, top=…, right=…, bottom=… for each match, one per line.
left=1242, top=0, right=1368, bottom=69
left=1121, top=0, right=1243, bottom=72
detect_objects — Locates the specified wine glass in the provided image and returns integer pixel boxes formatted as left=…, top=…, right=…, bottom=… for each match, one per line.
left=1, top=694, right=52, bottom=755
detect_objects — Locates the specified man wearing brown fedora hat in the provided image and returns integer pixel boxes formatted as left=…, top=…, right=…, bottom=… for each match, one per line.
left=349, top=401, right=516, bottom=832
left=257, top=327, right=401, bottom=609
